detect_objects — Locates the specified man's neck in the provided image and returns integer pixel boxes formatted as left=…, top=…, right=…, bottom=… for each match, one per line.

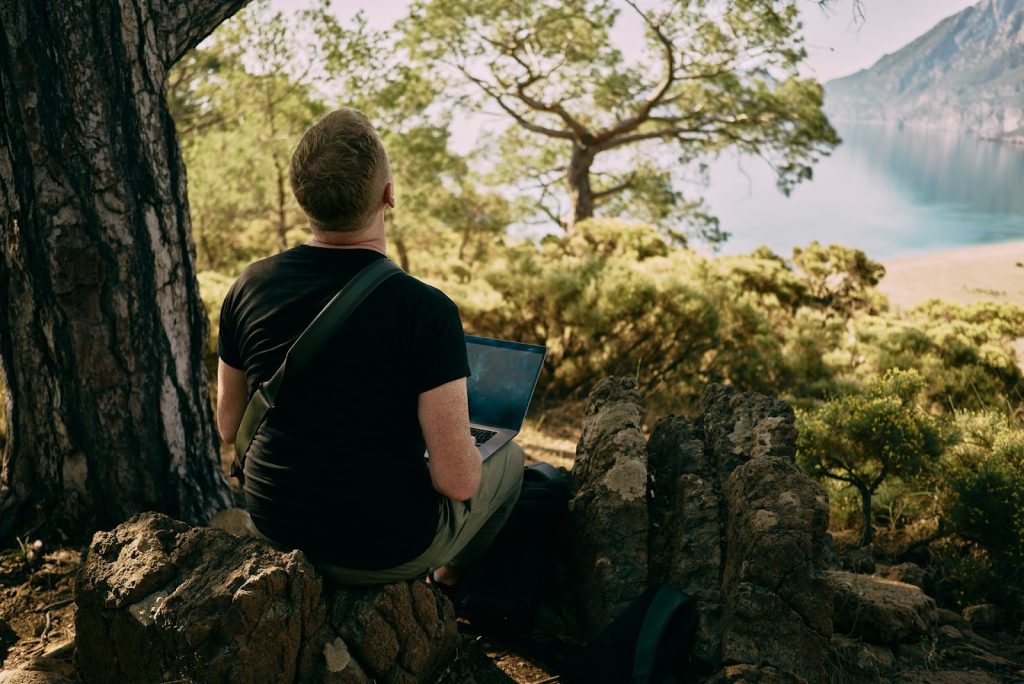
left=306, top=218, right=386, bottom=255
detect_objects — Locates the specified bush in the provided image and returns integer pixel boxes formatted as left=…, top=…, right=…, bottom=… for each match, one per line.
left=797, top=369, right=945, bottom=546
left=938, top=410, right=1024, bottom=616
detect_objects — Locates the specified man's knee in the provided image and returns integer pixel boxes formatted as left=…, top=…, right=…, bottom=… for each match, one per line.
left=502, top=440, right=527, bottom=470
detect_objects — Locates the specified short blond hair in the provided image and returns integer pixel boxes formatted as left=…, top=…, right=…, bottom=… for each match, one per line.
left=289, top=108, right=391, bottom=232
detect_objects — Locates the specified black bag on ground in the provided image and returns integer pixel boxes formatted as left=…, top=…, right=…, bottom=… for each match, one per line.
left=451, top=461, right=570, bottom=629
left=561, top=585, right=698, bottom=684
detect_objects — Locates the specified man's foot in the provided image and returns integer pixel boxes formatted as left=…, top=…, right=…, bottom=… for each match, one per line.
left=431, top=566, right=460, bottom=587
left=427, top=566, right=460, bottom=602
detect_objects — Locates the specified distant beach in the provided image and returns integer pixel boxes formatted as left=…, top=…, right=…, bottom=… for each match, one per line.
left=878, top=239, right=1024, bottom=311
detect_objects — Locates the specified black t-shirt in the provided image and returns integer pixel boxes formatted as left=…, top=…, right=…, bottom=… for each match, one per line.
left=218, top=246, right=470, bottom=569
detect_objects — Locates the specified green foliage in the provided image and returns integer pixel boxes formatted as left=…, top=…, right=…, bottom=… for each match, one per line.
left=848, top=300, right=1024, bottom=412
left=941, top=411, right=1024, bottom=601
left=791, top=241, right=887, bottom=317
left=797, top=369, right=945, bottom=545
left=402, top=0, right=839, bottom=235
left=170, top=0, right=331, bottom=272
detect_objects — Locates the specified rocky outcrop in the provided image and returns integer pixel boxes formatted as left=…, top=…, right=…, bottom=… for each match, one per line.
left=74, top=512, right=457, bottom=684
left=825, top=0, right=1024, bottom=139
left=569, top=377, right=650, bottom=636
left=572, top=379, right=834, bottom=683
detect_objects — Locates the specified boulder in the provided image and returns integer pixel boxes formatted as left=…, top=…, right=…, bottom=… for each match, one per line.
left=0, top=672, right=75, bottom=684
left=570, top=377, right=650, bottom=636
left=74, top=512, right=457, bottom=684
left=839, top=548, right=876, bottom=574
left=881, top=563, right=927, bottom=591
left=576, top=380, right=834, bottom=683
left=828, top=570, right=937, bottom=645
left=963, top=604, right=997, bottom=630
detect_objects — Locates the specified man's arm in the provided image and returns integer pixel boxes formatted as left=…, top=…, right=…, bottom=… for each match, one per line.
left=419, top=377, right=482, bottom=502
left=217, top=359, right=248, bottom=444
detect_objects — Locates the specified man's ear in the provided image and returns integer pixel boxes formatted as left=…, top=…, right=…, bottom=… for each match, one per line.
left=383, top=182, right=396, bottom=209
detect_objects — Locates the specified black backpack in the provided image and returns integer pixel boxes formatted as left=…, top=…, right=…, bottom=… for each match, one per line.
left=561, top=585, right=699, bottom=684
left=450, top=461, right=570, bottom=629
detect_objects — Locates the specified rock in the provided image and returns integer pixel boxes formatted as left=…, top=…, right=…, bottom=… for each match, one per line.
left=0, top=671, right=74, bottom=684
left=587, top=381, right=832, bottom=683
left=74, top=512, right=457, bottom=684
left=935, top=607, right=966, bottom=627
left=705, top=385, right=832, bottom=683
left=936, top=624, right=965, bottom=644
left=828, top=635, right=895, bottom=682
left=0, top=619, right=16, bottom=663
left=648, top=415, right=725, bottom=665
left=963, top=603, right=998, bottom=630
left=901, top=673, right=1005, bottom=684
left=208, top=506, right=261, bottom=537
left=882, top=562, right=927, bottom=591
left=839, top=548, right=876, bottom=574
left=570, top=377, right=649, bottom=636
left=828, top=570, right=937, bottom=644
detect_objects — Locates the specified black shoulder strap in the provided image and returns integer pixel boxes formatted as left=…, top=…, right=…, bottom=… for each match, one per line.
left=231, top=257, right=403, bottom=479
left=261, top=257, right=402, bottom=400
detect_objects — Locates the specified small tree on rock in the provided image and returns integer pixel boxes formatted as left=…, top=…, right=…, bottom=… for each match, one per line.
left=797, top=369, right=943, bottom=546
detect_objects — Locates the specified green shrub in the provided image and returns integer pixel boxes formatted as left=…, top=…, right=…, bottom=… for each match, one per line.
left=939, top=410, right=1024, bottom=614
left=797, top=369, right=945, bottom=546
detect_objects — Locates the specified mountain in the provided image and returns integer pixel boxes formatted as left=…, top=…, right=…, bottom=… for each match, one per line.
left=824, top=0, right=1024, bottom=141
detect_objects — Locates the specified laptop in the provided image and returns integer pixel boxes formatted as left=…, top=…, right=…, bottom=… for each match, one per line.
left=465, top=335, right=546, bottom=459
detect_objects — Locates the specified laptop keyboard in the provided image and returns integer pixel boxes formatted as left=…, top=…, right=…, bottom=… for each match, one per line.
left=471, top=427, right=498, bottom=446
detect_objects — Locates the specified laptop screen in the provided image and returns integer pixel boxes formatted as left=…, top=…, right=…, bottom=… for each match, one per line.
left=466, top=335, right=546, bottom=431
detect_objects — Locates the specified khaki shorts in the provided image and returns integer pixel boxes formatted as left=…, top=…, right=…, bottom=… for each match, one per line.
left=254, top=440, right=526, bottom=587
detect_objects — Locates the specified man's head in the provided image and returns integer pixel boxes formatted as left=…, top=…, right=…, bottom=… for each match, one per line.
left=289, top=108, right=392, bottom=233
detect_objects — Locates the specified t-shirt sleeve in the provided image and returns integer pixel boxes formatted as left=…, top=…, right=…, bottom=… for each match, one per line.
left=217, top=282, right=245, bottom=370
left=412, top=292, right=471, bottom=394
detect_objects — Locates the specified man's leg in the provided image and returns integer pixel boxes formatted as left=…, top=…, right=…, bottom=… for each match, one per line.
left=313, top=440, right=525, bottom=586
left=432, top=440, right=526, bottom=578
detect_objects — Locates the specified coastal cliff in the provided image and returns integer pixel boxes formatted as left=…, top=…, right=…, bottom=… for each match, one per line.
left=825, top=0, right=1024, bottom=142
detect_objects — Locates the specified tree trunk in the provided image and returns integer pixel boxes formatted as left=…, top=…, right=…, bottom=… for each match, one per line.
left=859, top=485, right=874, bottom=547
left=0, top=0, right=246, bottom=544
left=567, top=146, right=596, bottom=231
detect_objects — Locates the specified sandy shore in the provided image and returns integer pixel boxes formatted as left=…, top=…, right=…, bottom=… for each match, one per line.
left=878, top=240, right=1024, bottom=311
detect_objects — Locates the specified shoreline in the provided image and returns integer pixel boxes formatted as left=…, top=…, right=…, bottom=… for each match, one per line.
left=878, top=239, right=1024, bottom=311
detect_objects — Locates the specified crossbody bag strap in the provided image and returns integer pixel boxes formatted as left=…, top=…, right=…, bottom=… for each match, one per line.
left=231, top=257, right=403, bottom=480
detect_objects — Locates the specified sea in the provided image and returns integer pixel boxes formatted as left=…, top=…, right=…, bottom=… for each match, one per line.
left=704, top=124, right=1024, bottom=260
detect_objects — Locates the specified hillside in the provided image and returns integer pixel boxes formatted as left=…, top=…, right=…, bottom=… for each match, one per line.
left=825, top=0, right=1024, bottom=141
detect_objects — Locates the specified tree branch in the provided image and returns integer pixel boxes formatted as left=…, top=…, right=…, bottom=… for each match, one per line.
left=161, top=0, right=252, bottom=68
left=487, top=42, right=591, bottom=141
left=595, top=0, right=680, bottom=144
left=593, top=172, right=636, bottom=200
left=457, top=66, right=575, bottom=140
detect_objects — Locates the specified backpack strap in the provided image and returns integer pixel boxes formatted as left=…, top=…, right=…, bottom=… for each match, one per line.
left=632, top=585, right=698, bottom=683
left=230, top=258, right=403, bottom=481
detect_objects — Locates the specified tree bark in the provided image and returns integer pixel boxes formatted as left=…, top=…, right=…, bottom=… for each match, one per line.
left=567, top=145, right=596, bottom=231
left=859, top=485, right=874, bottom=547
left=0, top=0, right=246, bottom=544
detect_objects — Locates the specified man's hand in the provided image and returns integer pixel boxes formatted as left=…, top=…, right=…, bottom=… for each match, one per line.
left=418, top=377, right=482, bottom=501
left=217, top=360, right=248, bottom=444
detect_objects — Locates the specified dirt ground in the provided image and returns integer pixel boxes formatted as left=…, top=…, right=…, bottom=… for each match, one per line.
left=0, top=544, right=80, bottom=678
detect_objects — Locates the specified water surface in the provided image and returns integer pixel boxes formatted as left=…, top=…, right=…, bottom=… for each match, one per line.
left=705, top=124, right=1024, bottom=259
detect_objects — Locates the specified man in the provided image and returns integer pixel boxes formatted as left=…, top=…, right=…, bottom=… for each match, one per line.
left=216, top=108, right=525, bottom=587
